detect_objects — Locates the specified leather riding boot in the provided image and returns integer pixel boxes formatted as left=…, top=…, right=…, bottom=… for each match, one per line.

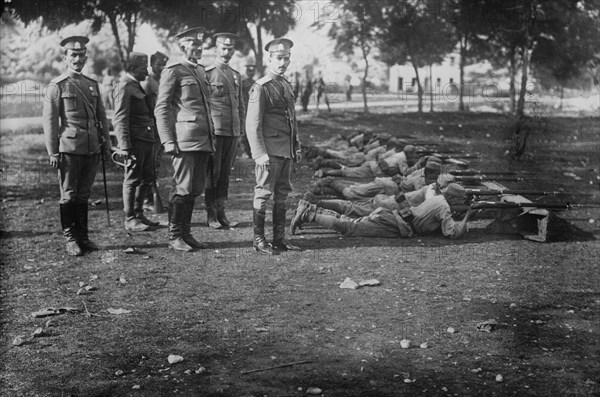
left=168, top=199, right=192, bottom=252
left=216, top=200, right=238, bottom=229
left=182, top=201, right=208, bottom=249
left=290, top=200, right=317, bottom=235
left=272, top=204, right=301, bottom=252
left=253, top=208, right=274, bottom=255
left=75, top=202, right=99, bottom=251
left=60, top=203, right=83, bottom=256
left=135, top=185, right=159, bottom=226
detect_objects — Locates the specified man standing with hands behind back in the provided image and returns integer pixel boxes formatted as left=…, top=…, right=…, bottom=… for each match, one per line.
left=113, top=52, right=160, bottom=232
left=205, top=32, right=245, bottom=229
left=43, top=36, right=110, bottom=256
left=246, top=38, right=302, bottom=254
left=154, top=27, right=215, bottom=252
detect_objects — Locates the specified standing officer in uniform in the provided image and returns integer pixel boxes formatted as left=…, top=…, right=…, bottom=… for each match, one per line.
left=113, top=52, right=160, bottom=231
left=154, top=27, right=215, bottom=252
left=246, top=38, right=302, bottom=254
left=43, top=36, right=110, bottom=256
left=205, top=33, right=245, bottom=229
left=240, top=61, right=256, bottom=158
left=141, top=51, right=169, bottom=212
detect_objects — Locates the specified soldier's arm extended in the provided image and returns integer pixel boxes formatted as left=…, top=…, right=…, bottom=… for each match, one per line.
left=154, top=67, right=178, bottom=149
left=440, top=204, right=471, bottom=239
left=43, top=82, right=61, bottom=166
left=112, top=81, right=133, bottom=150
left=245, top=83, right=267, bottom=160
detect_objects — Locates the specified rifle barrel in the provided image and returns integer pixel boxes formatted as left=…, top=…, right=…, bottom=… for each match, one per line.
left=465, top=189, right=576, bottom=196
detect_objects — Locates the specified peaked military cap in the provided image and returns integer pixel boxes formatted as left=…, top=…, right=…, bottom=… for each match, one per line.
left=445, top=183, right=466, bottom=198
left=264, top=38, right=293, bottom=53
left=60, top=36, right=89, bottom=52
left=175, top=27, right=206, bottom=44
left=213, top=32, right=238, bottom=46
left=128, top=52, right=148, bottom=68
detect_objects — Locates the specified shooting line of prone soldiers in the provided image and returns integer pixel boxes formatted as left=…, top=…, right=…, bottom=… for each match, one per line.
left=43, top=30, right=577, bottom=257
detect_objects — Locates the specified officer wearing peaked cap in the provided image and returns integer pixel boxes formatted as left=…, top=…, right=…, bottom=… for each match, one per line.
left=204, top=32, right=245, bottom=229
left=154, top=27, right=215, bottom=252
left=43, top=35, right=110, bottom=256
left=246, top=37, right=302, bottom=254
left=113, top=52, right=160, bottom=232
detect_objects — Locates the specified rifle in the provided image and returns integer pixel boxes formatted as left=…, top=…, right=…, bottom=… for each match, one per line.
left=453, top=175, right=528, bottom=184
left=464, top=188, right=587, bottom=196
left=417, top=151, right=480, bottom=159
left=450, top=169, right=535, bottom=176
left=451, top=201, right=591, bottom=212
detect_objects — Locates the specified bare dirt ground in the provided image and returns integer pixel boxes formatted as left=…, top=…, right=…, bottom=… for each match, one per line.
left=1, top=109, right=599, bottom=396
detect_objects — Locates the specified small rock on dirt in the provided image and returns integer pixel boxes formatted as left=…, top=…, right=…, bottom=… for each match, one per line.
left=306, top=387, right=322, bottom=395
left=339, top=277, right=358, bottom=290
left=358, top=279, right=381, bottom=287
left=167, top=354, right=184, bottom=364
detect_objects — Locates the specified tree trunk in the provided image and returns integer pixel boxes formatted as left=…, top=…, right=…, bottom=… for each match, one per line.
left=516, top=40, right=531, bottom=119
left=559, top=86, right=564, bottom=110
left=509, top=44, right=517, bottom=114
left=429, top=63, right=434, bottom=112
left=108, top=12, right=125, bottom=69
left=411, top=60, right=423, bottom=113
left=361, top=47, right=369, bottom=113
left=459, top=36, right=466, bottom=111
left=255, top=22, right=264, bottom=78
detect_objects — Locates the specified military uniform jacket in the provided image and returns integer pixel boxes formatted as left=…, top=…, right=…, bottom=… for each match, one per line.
left=154, top=59, right=215, bottom=152
left=206, top=62, right=245, bottom=137
left=141, top=72, right=160, bottom=111
left=43, top=69, right=110, bottom=156
left=245, top=72, right=301, bottom=160
left=113, top=74, right=156, bottom=150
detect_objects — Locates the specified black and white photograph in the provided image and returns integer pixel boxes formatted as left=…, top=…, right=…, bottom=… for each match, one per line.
left=1, top=0, right=599, bottom=395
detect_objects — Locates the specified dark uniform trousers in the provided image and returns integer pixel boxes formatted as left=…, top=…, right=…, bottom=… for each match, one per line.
left=59, top=153, right=100, bottom=204
left=170, top=151, right=211, bottom=203
left=206, top=136, right=238, bottom=212
left=123, top=140, right=156, bottom=217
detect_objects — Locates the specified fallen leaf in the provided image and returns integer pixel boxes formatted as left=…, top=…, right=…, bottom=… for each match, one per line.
left=115, top=370, right=124, bottom=376
left=124, top=247, right=136, bottom=254
left=107, top=308, right=131, bottom=315
left=12, top=336, right=25, bottom=346
left=496, top=374, right=503, bottom=382
left=119, top=276, right=127, bottom=284
left=447, top=327, right=456, bottom=334
left=306, top=387, right=322, bottom=395
left=255, top=327, right=269, bottom=332
left=419, top=342, right=429, bottom=349
left=476, top=319, right=498, bottom=333
left=400, top=339, right=411, bottom=349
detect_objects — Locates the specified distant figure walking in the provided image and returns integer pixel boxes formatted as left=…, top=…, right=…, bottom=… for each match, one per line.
left=314, top=71, right=330, bottom=112
left=344, top=75, right=352, bottom=102
left=300, top=70, right=312, bottom=113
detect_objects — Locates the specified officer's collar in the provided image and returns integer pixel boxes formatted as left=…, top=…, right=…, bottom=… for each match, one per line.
left=125, top=73, right=140, bottom=83
left=67, top=68, right=83, bottom=78
left=182, top=57, right=198, bottom=67
left=215, top=59, right=230, bottom=69
left=267, top=71, right=284, bottom=80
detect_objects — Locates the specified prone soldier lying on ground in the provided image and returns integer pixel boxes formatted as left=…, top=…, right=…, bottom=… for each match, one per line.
left=291, top=183, right=473, bottom=239
left=307, top=159, right=444, bottom=201
left=313, top=145, right=428, bottom=179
